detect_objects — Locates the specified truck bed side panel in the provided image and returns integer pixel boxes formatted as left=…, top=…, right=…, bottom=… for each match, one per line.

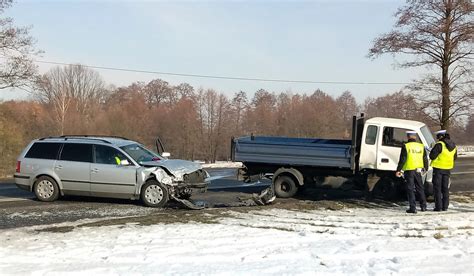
left=234, top=136, right=352, bottom=169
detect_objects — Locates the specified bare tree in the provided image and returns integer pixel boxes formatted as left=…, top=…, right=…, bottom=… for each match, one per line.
left=34, top=65, right=105, bottom=134
left=0, top=0, right=40, bottom=90
left=173, top=83, right=194, bottom=99
left=35, top=68, right=73, bottom=135
left=230, top=91, right=248, bottom=136
left=465, top=114, right=474, bottom=143
left=336, top=91, right=358, bottom=137
left=363, top=91, right=431, bottom=124
left=66, top=64, right=106, bottom=115
left=247, top=89, right=277, bottom=135
left=145, top=79, right=176, bottom=106
left=369, top=0, right=473, bottom=130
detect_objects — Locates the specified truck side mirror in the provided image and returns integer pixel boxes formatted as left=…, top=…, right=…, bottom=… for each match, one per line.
left=162, top=152, right=171, bottom=158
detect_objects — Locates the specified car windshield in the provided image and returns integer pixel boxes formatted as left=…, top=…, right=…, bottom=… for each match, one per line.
left=120, top=143, right=162, bottom=163
left=421, top=125, right=436, bottom=148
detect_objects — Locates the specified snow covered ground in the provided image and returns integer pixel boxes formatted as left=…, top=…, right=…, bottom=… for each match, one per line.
left=1, top=200, right=473, bottom=275
left=458, top=145, right=474, bottom=157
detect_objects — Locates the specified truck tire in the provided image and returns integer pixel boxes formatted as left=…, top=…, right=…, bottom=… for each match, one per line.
left=373, top=177, right=403, bottom=200
left=141, top=180, right=169, bottom=208
left=424, top=181, right=433, bottom=197
left=274, top=175, right=298, bottom=198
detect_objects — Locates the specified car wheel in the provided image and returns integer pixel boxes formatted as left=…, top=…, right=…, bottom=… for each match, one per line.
left=34, top=176, right=60, bottom=202
left=274, top=175, right=298, bottom=198
left=141, top=180, right=169, bottom=207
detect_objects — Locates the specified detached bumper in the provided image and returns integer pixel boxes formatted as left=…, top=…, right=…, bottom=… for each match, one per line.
left=177, top=182, right=208, bottom=193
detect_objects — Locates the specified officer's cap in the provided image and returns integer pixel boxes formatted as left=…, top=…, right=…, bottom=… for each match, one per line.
left=405, top=131, right=417, bottom=135
left=434, top=130, right=447, bottom=135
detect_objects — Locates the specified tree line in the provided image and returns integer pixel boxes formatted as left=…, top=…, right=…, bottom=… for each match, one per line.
left=0, top=64, right=473, bottom=176
left=0, top=0, right=472, bottom=176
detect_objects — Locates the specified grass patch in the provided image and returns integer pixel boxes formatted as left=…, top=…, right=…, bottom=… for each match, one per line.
left=458, top=225, right=473, bottom=230
left=435, top=226, right=449, bottom=231
left=40, top=226, right=74, bottom=233
left=433, top=232, right=444, bottom=239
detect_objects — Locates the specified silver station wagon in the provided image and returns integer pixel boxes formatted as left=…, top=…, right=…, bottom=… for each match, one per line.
left=14, top=136, right=208, bottom=208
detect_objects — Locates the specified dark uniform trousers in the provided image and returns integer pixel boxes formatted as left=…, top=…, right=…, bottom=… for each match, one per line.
left=433, top=168, right=450, bottom=210
left=405, top=170, right=426, bottom=210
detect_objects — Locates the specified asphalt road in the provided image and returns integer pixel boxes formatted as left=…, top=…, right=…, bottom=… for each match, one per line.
left=0, top=157, right=472, bottom=229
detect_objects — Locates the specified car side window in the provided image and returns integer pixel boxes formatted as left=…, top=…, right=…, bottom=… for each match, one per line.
left=94, top=145, right=129, bottom=165
left=365, top=125, right=378, bottom=145
left=382, top=127, right=420, bottom=147
left=25, top=142, right=62, bottom=160
left=59, top=143, right=93, bottom=163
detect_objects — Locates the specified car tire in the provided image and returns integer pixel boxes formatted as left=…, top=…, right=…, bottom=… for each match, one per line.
left=274, top=175, right=298, bottom=198
left=141, top=180, right=169, bottom=207
left=34, top=176, right=60, bottom=202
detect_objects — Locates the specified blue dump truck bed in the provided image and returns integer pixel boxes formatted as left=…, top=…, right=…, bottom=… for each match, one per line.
left=232, top=136, right=353, bottom=169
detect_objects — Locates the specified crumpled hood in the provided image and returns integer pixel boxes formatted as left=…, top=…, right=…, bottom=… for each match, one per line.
left=443, top=139, right=457, bottom=151
left=140, top=159, right=202, bottom=178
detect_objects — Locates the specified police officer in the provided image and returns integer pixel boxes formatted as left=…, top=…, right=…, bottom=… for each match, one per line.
left=430, top=130, right=457, bottom=211
left=396, top=131, right=428, bottom=214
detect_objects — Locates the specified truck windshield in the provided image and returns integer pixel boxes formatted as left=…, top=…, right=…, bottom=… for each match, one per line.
left=421, top=125, right=436, bottom=148
left=120, top=143, right=162, bottom=163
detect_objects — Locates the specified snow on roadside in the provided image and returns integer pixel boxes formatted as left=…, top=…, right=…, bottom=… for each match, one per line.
left=1, top=204, right=473, bottom=275
left=458, top=145, right=474, bottom=158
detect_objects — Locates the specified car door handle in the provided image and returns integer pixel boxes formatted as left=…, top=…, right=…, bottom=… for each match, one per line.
left=91, top=168, right=99, bottom=173
left=381, top=158, right=389, bottom=163
left=55, top=165, right=63, bottom=170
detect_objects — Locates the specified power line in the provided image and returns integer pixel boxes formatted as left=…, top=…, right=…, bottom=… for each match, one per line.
left=29, top=58, right=411, bottom=85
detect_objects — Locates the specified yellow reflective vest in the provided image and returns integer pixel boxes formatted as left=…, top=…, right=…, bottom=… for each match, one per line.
left=403, top=142, right=425, bottom=171
left=431, top=141, right=456, bottom=170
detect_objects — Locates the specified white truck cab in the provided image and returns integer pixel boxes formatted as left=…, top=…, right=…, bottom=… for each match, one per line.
left=359, top=117, right=436, bottom=184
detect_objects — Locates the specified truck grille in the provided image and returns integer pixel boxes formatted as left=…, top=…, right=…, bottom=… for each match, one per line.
left=183, top=169, right=206, bottom=183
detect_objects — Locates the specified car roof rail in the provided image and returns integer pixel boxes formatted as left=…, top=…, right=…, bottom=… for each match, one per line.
left=38, top=135, right=130, bottom=144
left=62, top=135, right=128, bottom=139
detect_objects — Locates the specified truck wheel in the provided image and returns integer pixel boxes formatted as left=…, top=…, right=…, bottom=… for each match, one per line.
left=141, top=180, right=169, bottom=207
left=34, top=176, right=60, bottom=202
left=424, top=181, right=433, bottom=197
left=274, top=175, right=298, bottom=198
left=374, top=177, right=402, bottom=200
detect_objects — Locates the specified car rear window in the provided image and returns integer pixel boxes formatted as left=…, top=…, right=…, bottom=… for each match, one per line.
left=25, top=142, right=62, bottom=160
left=59, top=143, right=93, bottom=163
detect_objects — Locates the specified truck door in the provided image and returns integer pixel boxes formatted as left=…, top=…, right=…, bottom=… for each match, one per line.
left=359, top=124, right=379, bottom=170
left=377, top=127, right=421, bottom=171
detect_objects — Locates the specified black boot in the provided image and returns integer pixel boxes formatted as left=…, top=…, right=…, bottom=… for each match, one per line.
left=406, top=209, right=417, bottom=214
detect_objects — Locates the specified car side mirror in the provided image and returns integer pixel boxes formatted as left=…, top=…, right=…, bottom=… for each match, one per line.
left=120, top=159, right=130, bottom=166
left=162, top=152, right=171, bottom=158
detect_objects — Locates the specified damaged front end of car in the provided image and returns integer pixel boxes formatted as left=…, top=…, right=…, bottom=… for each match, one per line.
left=139, top=160, right=209, bottom=209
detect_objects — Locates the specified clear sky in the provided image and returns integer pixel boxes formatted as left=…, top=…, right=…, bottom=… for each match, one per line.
left=2, top=0, right=424, bottom=102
